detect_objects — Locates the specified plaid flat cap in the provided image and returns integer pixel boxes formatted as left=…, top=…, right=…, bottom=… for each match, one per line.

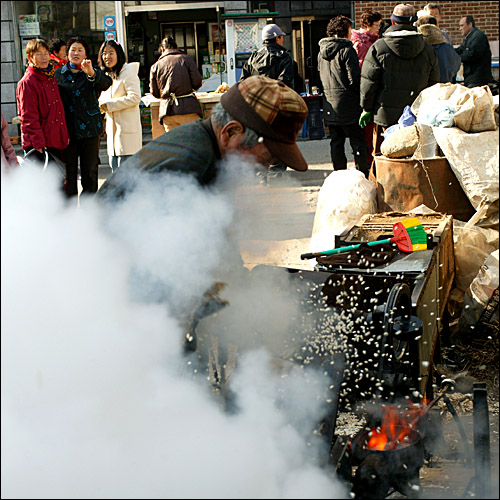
left=221, top=75, right=309, bottom=171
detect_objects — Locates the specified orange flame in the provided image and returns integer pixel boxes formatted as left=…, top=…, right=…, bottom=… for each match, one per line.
left=365, top=404, right=426, bottom=451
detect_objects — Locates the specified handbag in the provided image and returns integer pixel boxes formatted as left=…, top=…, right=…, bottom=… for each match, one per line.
left=24, top=148, right=67, bottom=191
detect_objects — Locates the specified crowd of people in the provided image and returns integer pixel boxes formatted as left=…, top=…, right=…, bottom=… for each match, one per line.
left=2, top=2, right=496, bottom=196
left=317, top=2, right=494, bottom=177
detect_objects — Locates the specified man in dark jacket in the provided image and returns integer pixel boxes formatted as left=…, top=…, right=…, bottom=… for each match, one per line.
left=150, top=36, right=203, bottom=132
left=359, top=3, right=440, bottom=156
left=318, top=15, right=369, bottom=177
left=416, top=18, right=461, bottom=83
left=456, top=16, right=493, bottom=88
left=240, top=24, right=294, bottom=178
left=240, top=24, right=294, bottom=88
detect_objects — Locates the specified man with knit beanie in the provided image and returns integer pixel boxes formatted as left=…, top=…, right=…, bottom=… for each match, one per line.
left=416, top=17, right=461, bottom=83
left=359, top=3, right=440, bottom=162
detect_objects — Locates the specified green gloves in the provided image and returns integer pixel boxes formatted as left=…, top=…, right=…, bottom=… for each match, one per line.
left=359, top=111, right=372, bottom=128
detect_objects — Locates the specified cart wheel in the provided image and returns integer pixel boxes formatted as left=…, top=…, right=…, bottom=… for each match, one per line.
left=377, top=283, right=419, bottom=396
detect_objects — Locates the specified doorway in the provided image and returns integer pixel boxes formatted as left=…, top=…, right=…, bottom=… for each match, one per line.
left=161, top=22, right=198, bottom=65
left=292, top=18, right=330, bottom=91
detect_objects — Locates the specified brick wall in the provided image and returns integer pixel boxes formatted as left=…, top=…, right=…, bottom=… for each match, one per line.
left=1, top=2, right=20, bottom=136
left=354, top=1, right=499, bottom=47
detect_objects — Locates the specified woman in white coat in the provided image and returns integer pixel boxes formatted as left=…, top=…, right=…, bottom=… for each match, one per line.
left=97, top=40, right=142, bottom=172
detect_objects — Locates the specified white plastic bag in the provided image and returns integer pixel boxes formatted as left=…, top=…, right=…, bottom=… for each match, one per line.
left=417, top=100, right=456, bottom=127
left=309, top=169, right=377, bottom=267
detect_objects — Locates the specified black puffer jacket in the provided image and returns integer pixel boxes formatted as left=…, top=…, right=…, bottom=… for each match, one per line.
left=240, top=42, right=294, bottom=88
left=56, top=63, right=112, bottom=140
left=361, top=24, right=440, bottom=127
left=455, top=27, right=493, bottom=87
left=318, top=36, right=362, bottom=125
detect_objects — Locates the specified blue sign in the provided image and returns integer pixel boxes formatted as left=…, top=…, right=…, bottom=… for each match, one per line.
left=105, top=31, right=117, bottom=41
left=104, top=16, right=115, bottom=31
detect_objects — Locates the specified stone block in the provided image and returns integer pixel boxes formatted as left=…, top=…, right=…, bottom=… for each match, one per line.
left=3, top=102, right=18, bottom=123
left=1, top=21, right=13, bottom=41
left=1, top=2, right=14, bottom=21
left=1, top=62, right=17, bottom=82
left=1, top=82, right=16, bottom=103
left=1, top=41, right=15, bottom=62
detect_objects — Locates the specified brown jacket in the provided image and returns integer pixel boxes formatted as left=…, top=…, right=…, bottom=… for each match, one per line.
left=150, top=49, right=203, bottom=123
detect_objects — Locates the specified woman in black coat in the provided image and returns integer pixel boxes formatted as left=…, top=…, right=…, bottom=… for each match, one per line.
left=318, top=15, right=369, bottom=177
left=55, top=36, right=112, bottom=199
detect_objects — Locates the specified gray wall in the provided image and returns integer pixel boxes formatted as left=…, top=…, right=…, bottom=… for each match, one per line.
left=1, top=2, right=20, bottom=137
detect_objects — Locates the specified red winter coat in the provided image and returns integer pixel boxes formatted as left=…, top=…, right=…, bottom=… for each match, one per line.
left=351, top=29, right=379, bottom=68
left=16, top=65, right=69, bottom=151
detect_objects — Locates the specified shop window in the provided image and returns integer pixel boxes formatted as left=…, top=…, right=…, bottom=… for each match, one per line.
left=161, top=23, right=198, bottom=65
left=14, top=1, right=113, bottom=67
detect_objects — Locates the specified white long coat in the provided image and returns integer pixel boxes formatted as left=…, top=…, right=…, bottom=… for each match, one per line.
left=99, top=62, right=142, bottom=157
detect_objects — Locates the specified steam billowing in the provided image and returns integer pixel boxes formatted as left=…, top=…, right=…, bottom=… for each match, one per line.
left=1, top=157, right=346, bottom=498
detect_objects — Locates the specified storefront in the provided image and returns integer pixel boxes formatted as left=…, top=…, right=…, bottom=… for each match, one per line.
left=13, top=1, right=116, bottom=71
left=121, top=1, right=228, bottom=93
left=11, top=1, right=231, bottom=92
left=3, top=1, right=349, bottom=134
left=9, top=2, right=352, bottom=92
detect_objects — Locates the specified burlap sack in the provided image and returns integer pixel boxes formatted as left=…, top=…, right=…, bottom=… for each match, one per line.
left=380, top=124, right=419, bottom=158
left=453, top=86, right=497, bottom=132
left=411, top=83, right=497, bottom=133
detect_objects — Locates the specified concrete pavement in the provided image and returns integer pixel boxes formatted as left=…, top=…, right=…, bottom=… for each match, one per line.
left=13, top=127, right=350, bottom=189
left=95, top=133, right=348, bottom=189
left=13, top=128, right=352, bottom=269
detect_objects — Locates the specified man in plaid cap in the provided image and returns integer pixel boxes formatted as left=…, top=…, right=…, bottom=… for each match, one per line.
left=98, top=75, right=308, bottom=200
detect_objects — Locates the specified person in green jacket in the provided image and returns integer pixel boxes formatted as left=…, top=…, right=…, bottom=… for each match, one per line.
left=359, top=4, right=439, bottom=160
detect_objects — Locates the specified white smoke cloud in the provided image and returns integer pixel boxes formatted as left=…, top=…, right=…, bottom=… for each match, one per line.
left=1, top=158, right=347, bottom=499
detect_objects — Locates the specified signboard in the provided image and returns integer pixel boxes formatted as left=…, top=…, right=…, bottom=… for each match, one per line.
left=234, top=21, right=259, bottom=52
left=19, top=14, right=37, bottom=23
left=19, top=22, right=40, bottom=36
left=105, top=31, right=117, bottom=41
left=211, top=24, right=225, bottom=43
left=103, top=16, right=115, bottom=31
left=18, top=14, right=40, bottom=36
left=37, top=4, right=52, bottom=22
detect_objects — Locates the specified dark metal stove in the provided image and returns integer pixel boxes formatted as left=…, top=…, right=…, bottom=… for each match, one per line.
left=329, top=404, right=438, bottom=499
left=350, top=425, right=424, bottom=499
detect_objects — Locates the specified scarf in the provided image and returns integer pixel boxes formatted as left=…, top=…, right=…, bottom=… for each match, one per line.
left=69, top=62, right=82, bottom=70
left=49, top=53, right=67, bottom=67
left=29, top=60, right=56, bottom=79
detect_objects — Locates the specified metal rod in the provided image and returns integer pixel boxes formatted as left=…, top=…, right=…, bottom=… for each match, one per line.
left=328, top=352, right=346, bottom=446
left=473, top=382, right=491, bottom=498
left=443, top=395, right=472, bottom=465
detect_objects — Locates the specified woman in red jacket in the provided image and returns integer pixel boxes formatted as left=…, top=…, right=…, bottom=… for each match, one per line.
left=351, top=10, right=382, bottom=167
left=16, top=38, right=69, bottom=165
left=49, top=38, right=68, bottom=70
left=351, top=10, right=383, bottom=68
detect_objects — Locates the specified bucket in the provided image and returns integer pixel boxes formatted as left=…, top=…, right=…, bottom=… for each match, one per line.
left=373, top=155, right=476, bottom=222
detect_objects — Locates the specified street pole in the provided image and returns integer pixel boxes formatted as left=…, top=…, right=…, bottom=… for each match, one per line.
left=473, top=382, right=491, bottom=498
